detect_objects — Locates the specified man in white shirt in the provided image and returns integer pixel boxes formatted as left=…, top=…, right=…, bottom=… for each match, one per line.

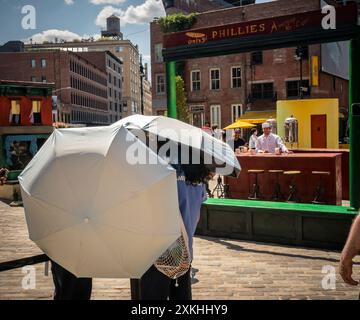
left=256, top=122, right=289, bottom=154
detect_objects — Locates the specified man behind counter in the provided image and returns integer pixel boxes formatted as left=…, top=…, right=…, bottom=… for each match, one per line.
left=256, top=122, right=289, bottom=154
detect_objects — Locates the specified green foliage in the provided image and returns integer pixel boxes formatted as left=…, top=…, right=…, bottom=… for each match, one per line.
left=176, top=76, right=190, bottom=124
left=158, top=13, right=197, bottom=33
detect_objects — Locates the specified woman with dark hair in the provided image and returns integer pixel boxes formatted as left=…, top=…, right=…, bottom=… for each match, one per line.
left=139, top=157, right=215, bottom=300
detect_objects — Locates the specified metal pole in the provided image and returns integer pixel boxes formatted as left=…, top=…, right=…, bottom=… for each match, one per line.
left=166, top=61, right=177, bottom=119
left=349, top=37, right=360, bottom=210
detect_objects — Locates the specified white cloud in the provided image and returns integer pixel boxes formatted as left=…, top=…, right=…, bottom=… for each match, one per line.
left=64, top=0, right=74, bottom=5
left=95, top=0, right=165, bottom=27
left=24, top=29, right=101, bottom=44
left=90, top=0, right=126, bottom=5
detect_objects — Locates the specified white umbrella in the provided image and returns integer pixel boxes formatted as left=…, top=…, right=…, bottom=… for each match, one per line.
left=113, top=115, right=241, bottom=176
left=19, top=125, right=181, bottom=278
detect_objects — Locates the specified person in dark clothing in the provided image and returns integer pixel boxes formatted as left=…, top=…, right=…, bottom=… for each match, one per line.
left=51, top=261, right=92, bottom=300
left=228, top=129, right=245, bottom=151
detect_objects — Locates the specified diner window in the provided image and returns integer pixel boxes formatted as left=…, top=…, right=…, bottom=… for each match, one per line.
left=251, top=82, right=274, bottom=100
left=210, top=68, right=220, bottom=90
left=32, top=100, right=42, bottom=124
left=191, top=70, right=201, bottom=91
left=251, top=51, right=263, bottom=65
left=10, top=100, right=21, bottom=125
left=231, top=66, right=242, bottom=88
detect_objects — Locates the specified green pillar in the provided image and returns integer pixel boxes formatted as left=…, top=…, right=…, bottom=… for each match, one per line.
left=166, top=61, right=177, bottom=119
left=349, top=37, right=360, bottom=210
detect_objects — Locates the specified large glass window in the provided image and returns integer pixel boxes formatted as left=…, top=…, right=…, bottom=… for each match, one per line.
left=210, top=69, right=220, bottom=90
left=210, top=105, right=221, bottom=127
left=155, top=43, right=163, bottom=63
left=251, top=82, right=274, bottom=100
left=251, top=51, right=263, bottom=65
left=191, top=70, right=201, bottom=91
left=156, top=74, right=165, bottom=94
left=32, top=100, right=42, bottom=124
left=10, top=100, right=21, bottom=125
left=231, top=67, right=242, bottom=88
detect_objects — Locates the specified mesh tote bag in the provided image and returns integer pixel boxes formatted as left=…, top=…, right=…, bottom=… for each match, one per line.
left=154, top=213, right=191, bottom=281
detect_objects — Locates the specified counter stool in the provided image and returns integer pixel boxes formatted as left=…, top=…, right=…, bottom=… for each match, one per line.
left=283, top=171, right=301, bottom=203
left=248, top=169, right=265, bottom=200
left=269, top=170, right=284, bottom=201
left=312, top=171, right=331, bottom=204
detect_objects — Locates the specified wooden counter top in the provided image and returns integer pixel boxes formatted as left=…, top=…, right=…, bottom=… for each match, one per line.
left=225, top=152, right=342, bottom=205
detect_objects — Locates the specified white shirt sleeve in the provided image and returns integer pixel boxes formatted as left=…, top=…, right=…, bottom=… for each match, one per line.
left=276, top=135, right=288, bottom=153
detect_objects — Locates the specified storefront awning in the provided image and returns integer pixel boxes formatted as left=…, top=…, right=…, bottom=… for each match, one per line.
left=238, top=111, right=276, bottom=124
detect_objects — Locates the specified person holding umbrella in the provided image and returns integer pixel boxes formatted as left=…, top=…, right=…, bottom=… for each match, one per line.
left=139, top=155, right=214, bottom=300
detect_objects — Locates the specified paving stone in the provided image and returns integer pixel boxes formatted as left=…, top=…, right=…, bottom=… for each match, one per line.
left=1, top=200, right=360, bottom=300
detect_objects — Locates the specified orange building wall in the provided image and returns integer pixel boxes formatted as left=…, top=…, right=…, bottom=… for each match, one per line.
left=0, top=96, right=52, bottom=126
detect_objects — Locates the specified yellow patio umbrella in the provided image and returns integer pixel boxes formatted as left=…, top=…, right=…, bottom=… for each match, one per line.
left=224, top=120, right=256, bottom=130
left=240, top=118, right=268, bottom=124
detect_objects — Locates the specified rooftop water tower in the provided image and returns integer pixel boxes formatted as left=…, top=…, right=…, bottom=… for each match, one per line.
left=101, top=15, right=123, bottom=40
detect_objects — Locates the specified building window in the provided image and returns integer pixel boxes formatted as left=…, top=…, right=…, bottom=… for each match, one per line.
left=155, top=43, right=163, bottom=63
left=295, top=46, right=309, bottom=60
left=30, top=76, right=36, bottom=82
left=32, top=100, right=42, bottom=124
left=210, top=105, right=221, bottom=128
left=41, top=76, right=46, bottom=83
left=210, top=68, right=220, bottom=90
left=251, top=51, right=263, bottom=65
left=286, top=80, right=310, bottom=98
left=231, top=104, right=243, bottom=123
left=10, top=100, right=21, bottom=125
left=156, top=74, right=165, bottom=94
left=109, top=88, right=112, bottom=97
left=116, top=46, right=123, bottom=52
left=191, top=70, right=201, bottom=91
left=31, top=59, right=36, bottom=68
left=108, top=73, right=111, bottom=83
left=251, top=82, right=274, bottom=100
left=41, top=59, right=46, bottom=68
left=231, top=67, right=242, bottom=88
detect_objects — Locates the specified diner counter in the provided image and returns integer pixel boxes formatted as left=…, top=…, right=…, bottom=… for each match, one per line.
left=290, top=148, right=349, bottom=200
left=225, top=153, right=342, bottom=205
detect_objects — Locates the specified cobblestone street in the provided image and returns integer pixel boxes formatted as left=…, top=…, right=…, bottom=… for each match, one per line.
left=1, top=200, right=360, bottom=300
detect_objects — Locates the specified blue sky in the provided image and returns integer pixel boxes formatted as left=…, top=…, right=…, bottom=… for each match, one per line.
left=0, top=0, right=274, bottom=66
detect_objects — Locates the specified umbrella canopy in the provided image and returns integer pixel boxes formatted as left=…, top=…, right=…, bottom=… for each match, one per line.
left=113, top=115, right=241, bottom=176
left=223, top=120, right=256, bottom=130
left=19, top=125, right=181, bottom=278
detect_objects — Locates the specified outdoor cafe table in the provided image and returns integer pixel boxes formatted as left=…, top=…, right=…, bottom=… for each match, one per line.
left=224, top=153, right=343, bottom=205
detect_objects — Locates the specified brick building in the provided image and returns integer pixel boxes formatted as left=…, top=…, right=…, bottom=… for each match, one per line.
left=0, top=80, right=54, bottom=173
left=151, top=0, right=349, bottom=139
left=25, top=37, right=141, bottom=118
left=77, top=51, right=123, bottom=123
left=0, top=51, right=109, bottom=126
